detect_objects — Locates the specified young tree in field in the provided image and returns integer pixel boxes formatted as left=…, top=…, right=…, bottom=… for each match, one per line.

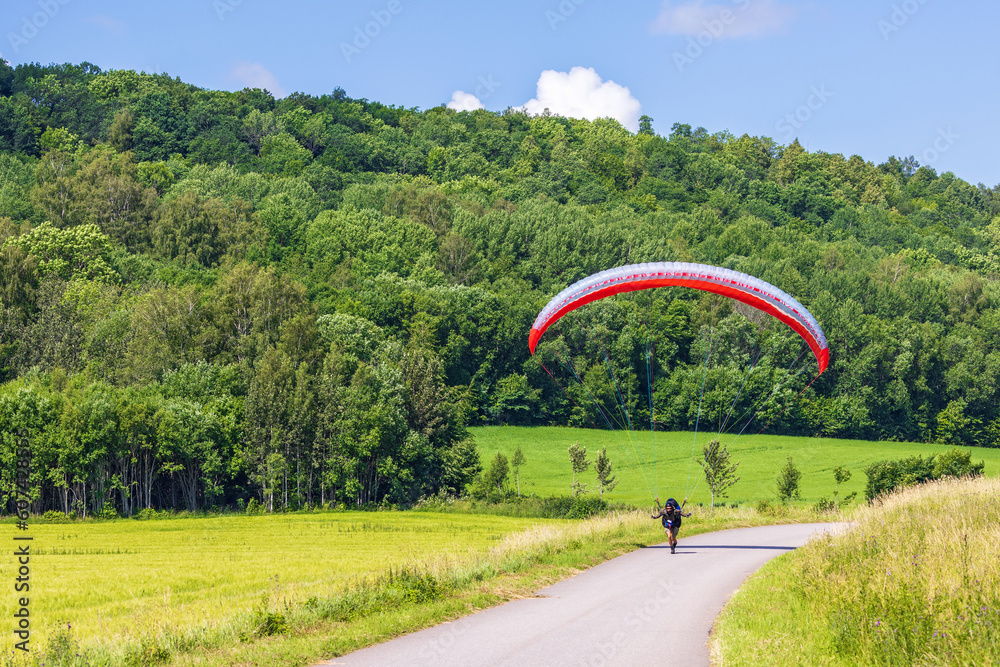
left=832, top=465, right=856, bottom=509
left=568, top=442, right=590, bottom=497
left=484, top=452, right=510, bottom=496
left=700, top=438, right=739, bottom=510
left=594, top=447, right=618, bottom=499
left=511, top=445, right=526, bottom=496
left=776, top=457, right=801, bottom=503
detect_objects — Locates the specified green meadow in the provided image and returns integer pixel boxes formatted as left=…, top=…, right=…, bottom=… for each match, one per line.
left=470, top=425, right=1000, bottom=506
left=1, top=512, right=564, bottom=658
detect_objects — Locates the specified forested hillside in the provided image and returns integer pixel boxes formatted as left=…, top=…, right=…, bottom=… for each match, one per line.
left=1, top=61, right=998, bottom=515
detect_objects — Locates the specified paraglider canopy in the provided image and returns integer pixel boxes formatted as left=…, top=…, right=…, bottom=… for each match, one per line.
left=528, top=262, right=829, bottom=374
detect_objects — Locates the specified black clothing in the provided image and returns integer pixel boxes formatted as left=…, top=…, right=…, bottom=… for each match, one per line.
left=651, top=501, right=691, bottom=533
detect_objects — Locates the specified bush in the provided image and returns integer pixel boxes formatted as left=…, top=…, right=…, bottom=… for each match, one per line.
left=43, top=509, right=68, bottom=521
left=565, top=495, right=608, bottom=519
left=412, top=494, right=627, bottom=519
left=864, top=449, right=985, bottom=501
left=133, top=508, right=159, bottom=520
left=98, top=502, right=119, bottom=520
left=245, top=498, right=265, bottom=515
left=240, top=595, right=287, bottom=641
left=755, top=499, right=788, bottom=517
left=934, top=448, right=986, bottom=479
left=812, top=496, right=836, bottom=513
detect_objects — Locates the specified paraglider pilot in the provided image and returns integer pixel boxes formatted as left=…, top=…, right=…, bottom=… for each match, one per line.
left=652, top=497, right=690, bottom=554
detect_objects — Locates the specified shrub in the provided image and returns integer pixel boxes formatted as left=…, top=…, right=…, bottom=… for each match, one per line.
left=864, top=449, right=985, bottom=501
left=98, top=502, right=119, bottom=520
left=933, top=448, right=985, bottom=479
left=565, top=495, right=608, bottom=519
left=245, top=498, right=265, bottom=515
left=812, top=496, right=836, bottom=513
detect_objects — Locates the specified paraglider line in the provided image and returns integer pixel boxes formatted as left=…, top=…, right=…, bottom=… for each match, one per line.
left=583, top=322, right=654, bottom=488
left=541, top=340, right=655, bottom=495
left=723, top=346, right=809, bottom=449
left=717, top=323, right=777, bottom=436
left=753, top=370, right=822, bottom=438
left=686, top=324, right=716, bottom=499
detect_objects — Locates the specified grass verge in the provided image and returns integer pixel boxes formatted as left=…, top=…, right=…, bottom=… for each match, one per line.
left=710, top=476, right=1000, bottom=666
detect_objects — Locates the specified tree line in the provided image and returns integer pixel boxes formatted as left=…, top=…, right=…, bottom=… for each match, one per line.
left=1, top=59, right=999, bottom=514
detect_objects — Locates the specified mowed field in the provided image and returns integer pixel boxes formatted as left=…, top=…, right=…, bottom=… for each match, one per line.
left=3, top=512, right=565, bottom=654
left=470, top=426, right=1000, bottom=506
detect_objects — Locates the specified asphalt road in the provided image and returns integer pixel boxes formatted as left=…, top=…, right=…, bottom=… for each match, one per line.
left=318, top=522, right=848, bottom=667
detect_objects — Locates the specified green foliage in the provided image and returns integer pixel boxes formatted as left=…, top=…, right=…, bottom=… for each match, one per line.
left=421, top=493, right=615, bottom=519
left=776, top=456, right=802, bottom=503
left=593, top=446, right=618, bottom=499
left=5, top=222, right=117, bottom=282
left=243, top=595, right=287, bottom=640
left=864, top=448, right=985, bottom=500
left=700, top=438, right=740, bottom=509
left=811, top=496, right=836, bottom=513
left=831, top=465, right=856, bottom=508
left=511, top=444, right=526, bottom=496
left=98, top=501, right=119, bottom=520
left=755, top=498, right=775, bottom=515
left=568, top=442, right=590, bottom=497
left=472, top=452, right=510, bottom=501
left=2, top=60, right=1000, bottom=516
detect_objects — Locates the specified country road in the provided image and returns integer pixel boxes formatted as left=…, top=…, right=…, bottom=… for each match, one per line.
left=317, top=522, right=848, bottom=667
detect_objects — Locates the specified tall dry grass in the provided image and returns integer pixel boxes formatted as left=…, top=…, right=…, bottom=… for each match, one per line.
left=713, top=475, right=1000, bottom=666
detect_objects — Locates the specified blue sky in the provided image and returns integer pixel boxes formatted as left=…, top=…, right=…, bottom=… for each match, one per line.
left=4, top=0, right=999, bottom=187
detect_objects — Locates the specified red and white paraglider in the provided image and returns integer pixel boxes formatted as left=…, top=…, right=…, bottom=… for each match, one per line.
left=528, top=261, right=828, bottom=374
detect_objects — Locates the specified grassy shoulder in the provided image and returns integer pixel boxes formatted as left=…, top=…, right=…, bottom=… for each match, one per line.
left=710, top=476, right=1000, bottom=666
left=6, top=504, right=843, bottom=667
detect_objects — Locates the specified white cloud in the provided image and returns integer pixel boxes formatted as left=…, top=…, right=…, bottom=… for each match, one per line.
left=229, top=61, right=287, bottom=98
left=446, top=91, right=484, bottom=112
left=522, top=67, right=641, bottom=132
left=652, top=0, right=797, bottom=38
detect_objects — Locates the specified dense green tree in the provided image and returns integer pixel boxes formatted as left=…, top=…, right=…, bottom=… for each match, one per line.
left=2, top=60, right=1000, bottom=514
